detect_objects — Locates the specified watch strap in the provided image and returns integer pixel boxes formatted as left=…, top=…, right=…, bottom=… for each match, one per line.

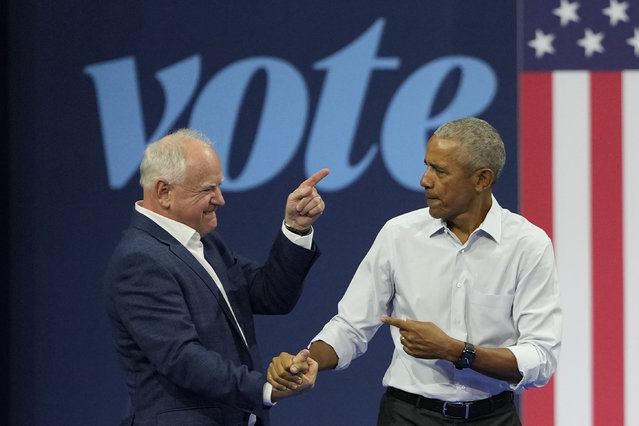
left=284, top=222, right=312, bottom=236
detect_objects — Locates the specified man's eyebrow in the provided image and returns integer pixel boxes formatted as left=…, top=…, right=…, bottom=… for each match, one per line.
left=425, top=160, right=443, bottom=169
left=202, top=180, right=223, bottom=190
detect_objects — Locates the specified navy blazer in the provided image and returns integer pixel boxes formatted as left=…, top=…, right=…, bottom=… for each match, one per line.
left=104, top=211, right=320, bottom=426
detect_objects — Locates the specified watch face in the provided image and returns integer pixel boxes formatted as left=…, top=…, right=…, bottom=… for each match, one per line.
left=461, top=354, right=473, bottom=367
left=455, top=342, right=476, bottom=369
left=461, top=343, right=476, bottom=368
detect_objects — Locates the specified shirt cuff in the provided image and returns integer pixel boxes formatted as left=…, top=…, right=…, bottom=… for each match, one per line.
left=311, top=326, right=351, bottom=370
left=281, top=221, right=313, bottom=250
left=507, top=344, right=541, bottom=390
left=263, top=382, right=275, bottom=407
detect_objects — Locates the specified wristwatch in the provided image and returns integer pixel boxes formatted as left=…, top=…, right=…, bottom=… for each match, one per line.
left=284, top=222, right=312, bottom=236
left=454, top=342, right=476, bottom=370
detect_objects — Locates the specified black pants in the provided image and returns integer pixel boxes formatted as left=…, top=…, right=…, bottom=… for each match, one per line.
left=377, top=391, right=522, bottom=425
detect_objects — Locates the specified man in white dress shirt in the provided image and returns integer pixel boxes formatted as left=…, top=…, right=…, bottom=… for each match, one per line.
left=268, top=117, right=562, bottom=425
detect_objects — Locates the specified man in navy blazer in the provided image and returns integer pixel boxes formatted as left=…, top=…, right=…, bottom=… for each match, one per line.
left=104, top=128, right=327, bottom=426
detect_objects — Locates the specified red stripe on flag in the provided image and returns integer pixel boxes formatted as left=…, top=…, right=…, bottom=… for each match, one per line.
left=590, top=72, right=625, bottom=426
left=519, top=72, right=555, bottom=426
left=519, top=73, right=554, bottom=236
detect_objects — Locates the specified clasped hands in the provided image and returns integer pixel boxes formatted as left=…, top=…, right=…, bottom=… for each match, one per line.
left=269, top=349, right=318, bottom=402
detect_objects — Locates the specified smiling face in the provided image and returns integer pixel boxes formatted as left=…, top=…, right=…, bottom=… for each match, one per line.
left=166, top=140, right=226, bottom=236
left=420, top=136, right=479, bottom=222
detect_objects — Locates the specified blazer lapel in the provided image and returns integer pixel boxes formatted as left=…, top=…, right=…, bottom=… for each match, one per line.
left=131, top=211, right=247, bottom=345
left=201, top=245, right=253, bottom=346
left=201, top=241, right=262, bottom=369
left=203, top=239, right=262, bottom=369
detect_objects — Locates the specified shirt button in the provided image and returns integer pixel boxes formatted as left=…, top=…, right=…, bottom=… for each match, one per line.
left=457, top=283, right=462, bottom=288
left=461, top=249, right=465, bottom=253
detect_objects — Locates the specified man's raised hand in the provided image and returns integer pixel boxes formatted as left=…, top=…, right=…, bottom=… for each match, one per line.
left=284, top=169, right=330, bottom=231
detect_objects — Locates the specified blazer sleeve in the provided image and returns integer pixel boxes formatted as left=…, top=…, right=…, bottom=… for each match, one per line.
left=206, top=230, right=321, bottom=315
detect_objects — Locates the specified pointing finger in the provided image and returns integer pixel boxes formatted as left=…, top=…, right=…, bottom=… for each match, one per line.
left=381, top=316, right=407, bottom=329
left=301, top=168, right=330, bottom=188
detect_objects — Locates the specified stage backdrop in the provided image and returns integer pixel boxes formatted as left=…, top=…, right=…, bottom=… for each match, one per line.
left=9, top=1, right=521, bottom=425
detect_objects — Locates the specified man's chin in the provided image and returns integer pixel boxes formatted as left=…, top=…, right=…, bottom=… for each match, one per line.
left=199, top=225, right=217, bottom=236
left=427, top=206, right=443, bottom=219
left=200, top=214, right=218, bottom=234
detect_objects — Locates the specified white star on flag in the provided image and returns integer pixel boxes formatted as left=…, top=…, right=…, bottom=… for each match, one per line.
left=602, top=0, right=630, bottom=27
left=553, top=0, right=581, bottom=27
left=628, top=28, right=639, bottom=56
left=577, top=27, right=605, bottom=57
left=528, top=29, right=556, bottom=58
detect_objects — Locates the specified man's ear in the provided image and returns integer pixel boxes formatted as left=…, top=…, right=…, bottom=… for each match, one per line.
left=474, top=168, right=495, bottom=192
left=155, top=179, right=172, bottom=209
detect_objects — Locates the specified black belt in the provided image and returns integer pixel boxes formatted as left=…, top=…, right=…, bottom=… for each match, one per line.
left=387, top=387, right=514, bottom=420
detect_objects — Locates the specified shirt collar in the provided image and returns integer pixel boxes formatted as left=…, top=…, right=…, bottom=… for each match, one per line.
left=135, top=202, right=202, bottom=249
left=477, top=195, right=502, bottom=243
left=427, top=194, right=502, bottom=243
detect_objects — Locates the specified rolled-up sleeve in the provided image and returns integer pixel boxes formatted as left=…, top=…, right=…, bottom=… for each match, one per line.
left=509, top=239, right=562, bottom=390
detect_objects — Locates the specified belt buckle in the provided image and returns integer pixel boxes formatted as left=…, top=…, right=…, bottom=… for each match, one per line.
left=442, top=401, right=470, bottom=420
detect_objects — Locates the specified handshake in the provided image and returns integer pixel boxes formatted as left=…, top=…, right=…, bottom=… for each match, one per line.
left=268, top=349, right=318, bottom=403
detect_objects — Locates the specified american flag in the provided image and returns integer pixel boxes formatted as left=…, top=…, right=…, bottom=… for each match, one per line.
left=520, top=1, right=639, bottom=425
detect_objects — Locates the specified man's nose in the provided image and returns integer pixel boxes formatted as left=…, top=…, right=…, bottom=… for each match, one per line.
left=212, top=189, right=225, bottom=206
left=420, top=171, right=432, bottom=188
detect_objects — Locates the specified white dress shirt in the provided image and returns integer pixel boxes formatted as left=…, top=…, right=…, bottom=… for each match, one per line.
left=134, top=202, right=313, bottom=421
left=312, top=196, right=562, bottom=402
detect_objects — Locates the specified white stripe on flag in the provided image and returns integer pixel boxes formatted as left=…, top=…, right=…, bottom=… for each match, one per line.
left=552, top=71, right=593, bottom=426
left=623, top=70, right=639, bottom=426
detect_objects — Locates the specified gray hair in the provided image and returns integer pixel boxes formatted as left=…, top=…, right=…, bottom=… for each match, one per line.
left=433, top=117, right=506, bottom=183
left=139, top=128, right=214, bottom=190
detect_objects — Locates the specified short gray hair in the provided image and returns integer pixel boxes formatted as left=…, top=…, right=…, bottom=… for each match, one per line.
left=139, top=128, right=213, bottom=189
left=433, top=117, right=506, bottom=183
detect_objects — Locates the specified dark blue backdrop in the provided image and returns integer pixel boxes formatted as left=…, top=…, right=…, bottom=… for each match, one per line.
left=8, top=1, right=517, bottom=425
